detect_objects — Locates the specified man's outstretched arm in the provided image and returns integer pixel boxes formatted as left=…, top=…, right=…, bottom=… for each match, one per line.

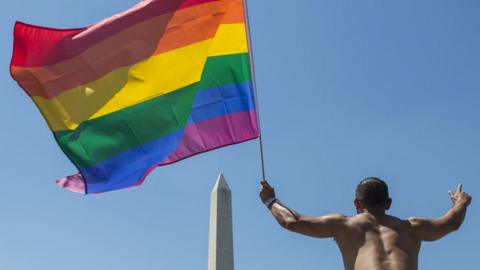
left=259, top=180, right=347, bottom=238
left=409, top=183, right=472, bottom=242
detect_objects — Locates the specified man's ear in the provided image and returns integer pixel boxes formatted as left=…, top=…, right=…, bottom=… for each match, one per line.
left=385, top=198, right=392, bottom=210
left=354, top=198, right=363, bottom=213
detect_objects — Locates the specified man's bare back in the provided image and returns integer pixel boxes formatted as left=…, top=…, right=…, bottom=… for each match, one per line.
left=259, top=178, right=471, bottom=270
left=336, top=214, right=420, bottom=270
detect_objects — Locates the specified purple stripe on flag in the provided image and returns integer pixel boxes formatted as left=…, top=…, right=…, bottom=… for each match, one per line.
left=163, top=110, right=258, bottom=164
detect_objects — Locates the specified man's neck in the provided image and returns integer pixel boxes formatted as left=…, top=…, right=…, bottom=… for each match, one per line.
left=362, top=208, right=387, bottom=217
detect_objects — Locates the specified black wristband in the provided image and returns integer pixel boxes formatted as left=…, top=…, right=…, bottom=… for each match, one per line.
left=264, top=197, right=277, bottom=208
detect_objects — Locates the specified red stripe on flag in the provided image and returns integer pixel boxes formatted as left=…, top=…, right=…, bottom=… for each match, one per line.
left=11, top=0, right=219, bottom=67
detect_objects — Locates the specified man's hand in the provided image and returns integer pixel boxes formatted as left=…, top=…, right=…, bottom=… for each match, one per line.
left=448, top=184, right=472, bottom=207
left=259, top=180, right=276, bottom=204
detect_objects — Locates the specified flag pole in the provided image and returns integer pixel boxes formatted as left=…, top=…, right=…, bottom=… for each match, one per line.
left=243, top=0, right=267, bottom=181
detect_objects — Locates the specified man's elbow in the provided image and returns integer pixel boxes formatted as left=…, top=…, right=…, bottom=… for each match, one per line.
left=428, top=221, right=463, bottom=241
left=443, top=216, right=464, bottom=233
left=449, top=219, right=463, bottom=232
left=279, top=220, right=298, bottom=231
left=278, top=216, right=305, bottom=232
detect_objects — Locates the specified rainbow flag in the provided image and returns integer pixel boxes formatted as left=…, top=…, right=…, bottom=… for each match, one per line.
left=10, top=0, right=259, bottom=194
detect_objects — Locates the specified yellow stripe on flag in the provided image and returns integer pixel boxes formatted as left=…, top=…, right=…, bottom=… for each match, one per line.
left=210, top=23, right=248, bottom=56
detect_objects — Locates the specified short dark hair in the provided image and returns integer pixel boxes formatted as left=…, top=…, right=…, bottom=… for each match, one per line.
left=355, top=177, right=389, bottom=208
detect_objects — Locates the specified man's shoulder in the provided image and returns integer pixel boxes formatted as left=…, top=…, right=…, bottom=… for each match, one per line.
left=336, top=214, right=415, bottom=238
left=348, top=214, right=411, bottom=226
left=326, top=213, right=350, bottom=220
left=386, top=214, right=410, bottom=222
left=318, top=213, right=351, bottom=225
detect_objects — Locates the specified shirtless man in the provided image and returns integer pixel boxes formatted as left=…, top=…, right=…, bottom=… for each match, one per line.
left=259, top=177, right=472, bottom=270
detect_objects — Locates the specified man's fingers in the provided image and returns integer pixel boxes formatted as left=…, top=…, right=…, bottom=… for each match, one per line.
left=457, top=183, right=463, bottom=193
left=261, top=180, right=272, bottom=188
left=448, top=191, right=456, bottom=203
left=260, top=181, right=270, bottom=191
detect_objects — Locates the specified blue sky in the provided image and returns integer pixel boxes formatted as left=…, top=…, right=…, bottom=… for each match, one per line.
left=0, top=0, right=478, bottom=269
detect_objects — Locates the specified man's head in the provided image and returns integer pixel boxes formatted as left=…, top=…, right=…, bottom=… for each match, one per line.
left=354, top=177, right=391, bottom=213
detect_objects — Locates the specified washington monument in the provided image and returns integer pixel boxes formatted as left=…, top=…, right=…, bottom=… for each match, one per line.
left=208, top=174, right=234, bottom=270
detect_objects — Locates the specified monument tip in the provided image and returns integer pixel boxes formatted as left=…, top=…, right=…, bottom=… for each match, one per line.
left=213, top=173, right=231, bottom=191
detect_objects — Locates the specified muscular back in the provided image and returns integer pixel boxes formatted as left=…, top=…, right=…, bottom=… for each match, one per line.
left=335, top=214, right=420, bottom=270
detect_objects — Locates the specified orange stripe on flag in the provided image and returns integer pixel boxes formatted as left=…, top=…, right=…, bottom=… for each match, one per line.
left=222, top=0, right=245, bottom=24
